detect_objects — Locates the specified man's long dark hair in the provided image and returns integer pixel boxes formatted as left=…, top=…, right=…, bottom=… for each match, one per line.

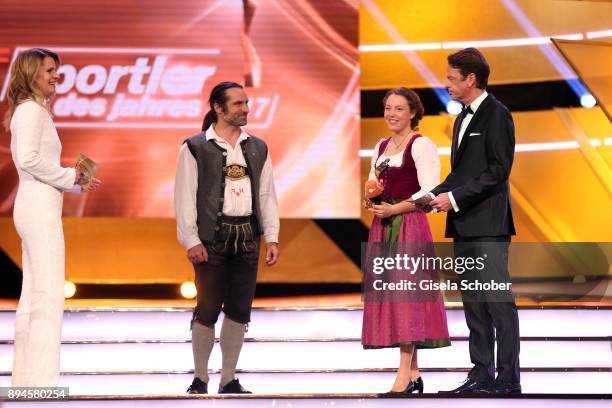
left=202, top=81, right=244, bottom=131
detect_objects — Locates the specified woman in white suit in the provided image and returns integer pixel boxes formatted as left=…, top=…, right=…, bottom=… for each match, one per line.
left=3, top=48, right=101, bottom=386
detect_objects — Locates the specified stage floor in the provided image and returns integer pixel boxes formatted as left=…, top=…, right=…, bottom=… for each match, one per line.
left=1, top=294, right=610, bottom=309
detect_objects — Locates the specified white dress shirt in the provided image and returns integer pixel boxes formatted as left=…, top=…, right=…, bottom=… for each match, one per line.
left=448, top=91, right=488, bottom=212
left=174, top=126, right=279, bottom=249
left=368, top=135, right=441, bottom=200
left=456, top=91, right=488, bottom=148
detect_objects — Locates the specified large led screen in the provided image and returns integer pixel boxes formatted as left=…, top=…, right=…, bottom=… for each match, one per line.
left=0, top=0, right=359, bottom=218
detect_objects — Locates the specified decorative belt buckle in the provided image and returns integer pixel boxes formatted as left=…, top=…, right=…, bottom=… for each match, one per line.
left=225, top=164, right=248, bottom=180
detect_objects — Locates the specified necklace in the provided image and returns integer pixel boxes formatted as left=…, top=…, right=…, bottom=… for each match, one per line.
left=391, top=131, right=414, bottom=148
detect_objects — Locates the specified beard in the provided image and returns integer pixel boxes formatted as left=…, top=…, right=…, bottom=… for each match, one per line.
left=227, top=114, right=248, bottom=127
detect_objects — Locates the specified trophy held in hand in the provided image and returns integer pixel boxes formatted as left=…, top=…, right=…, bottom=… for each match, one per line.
left=75, top=154, right=99, bottom=189
left=364, top=158, right=389, bottom=208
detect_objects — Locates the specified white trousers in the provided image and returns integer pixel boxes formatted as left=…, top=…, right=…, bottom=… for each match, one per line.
left=12, top=185, right=65, bottom=387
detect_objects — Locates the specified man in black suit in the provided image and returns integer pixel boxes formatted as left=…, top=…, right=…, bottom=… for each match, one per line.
left=429, top=48, right=521, bottom=394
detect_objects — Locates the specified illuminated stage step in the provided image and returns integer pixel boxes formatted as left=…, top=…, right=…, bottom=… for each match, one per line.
left=1, top=370, right=610, bottom=395
left=0, top=307, right=610, bottom=341
left=0, top=339, right=609, bottom=372
left=1, top=307, right=609, bottom=399
left=2, top=395, right=611, bottom=408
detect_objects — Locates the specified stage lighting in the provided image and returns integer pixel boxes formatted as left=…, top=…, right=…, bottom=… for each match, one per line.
left=580, top=94, right=596, bottom=109
left=446, top=100, right=462, bottom=115
left=65, top=281, right=77, bottom=298
left=180, top=281, right=197, bottom=299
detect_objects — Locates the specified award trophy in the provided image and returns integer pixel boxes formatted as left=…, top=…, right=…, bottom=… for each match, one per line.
left=364, top=158, right=389, bottom=208
left=75, top=154, right=98, bottom=189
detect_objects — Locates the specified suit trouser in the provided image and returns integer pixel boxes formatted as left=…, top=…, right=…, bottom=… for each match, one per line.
left=454, top=236, right=520, bottom=383
left=12, top=212, right=65, bottom=387
left=193, top=216, right=260, bottom=326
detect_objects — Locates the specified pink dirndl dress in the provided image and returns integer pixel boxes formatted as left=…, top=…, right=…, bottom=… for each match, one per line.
left=362, top=135, right=450, bottom=349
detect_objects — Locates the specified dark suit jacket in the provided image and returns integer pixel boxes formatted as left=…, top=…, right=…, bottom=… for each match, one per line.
left=431, top=94, right=516, bottom=238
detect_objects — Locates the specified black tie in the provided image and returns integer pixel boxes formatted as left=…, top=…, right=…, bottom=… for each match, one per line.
left=461, top=105, right=474, bottom=115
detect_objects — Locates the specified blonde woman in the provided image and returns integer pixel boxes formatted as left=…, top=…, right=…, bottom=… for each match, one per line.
left=4, top=48, right=100, bottom=386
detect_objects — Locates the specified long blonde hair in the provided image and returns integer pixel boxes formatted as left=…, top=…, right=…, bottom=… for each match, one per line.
left=2, top=48, right=60, bottom=132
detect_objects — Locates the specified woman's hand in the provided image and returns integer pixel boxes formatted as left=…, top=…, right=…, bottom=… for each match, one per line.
left=368, top=200, right=418, bottom=217
left=74, top=167, right=84, bottom=185
left=368, top=202, right=397, bottom=218
left=82, top=178, right=102, bottom=192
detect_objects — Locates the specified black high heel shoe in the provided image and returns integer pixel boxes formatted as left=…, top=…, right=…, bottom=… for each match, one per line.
left=410, top=376, right=424, bottom=394
left=379, top=378, right=423, bottom=397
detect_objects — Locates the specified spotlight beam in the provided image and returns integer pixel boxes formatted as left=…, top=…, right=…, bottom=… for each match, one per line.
left=361, top=0, right=451, bottom=107
left=499, top=0, right=590, bottom=100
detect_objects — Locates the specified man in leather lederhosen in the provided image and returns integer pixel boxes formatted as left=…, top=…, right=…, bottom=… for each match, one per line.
left=175, top=81, right=280, bottom=394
